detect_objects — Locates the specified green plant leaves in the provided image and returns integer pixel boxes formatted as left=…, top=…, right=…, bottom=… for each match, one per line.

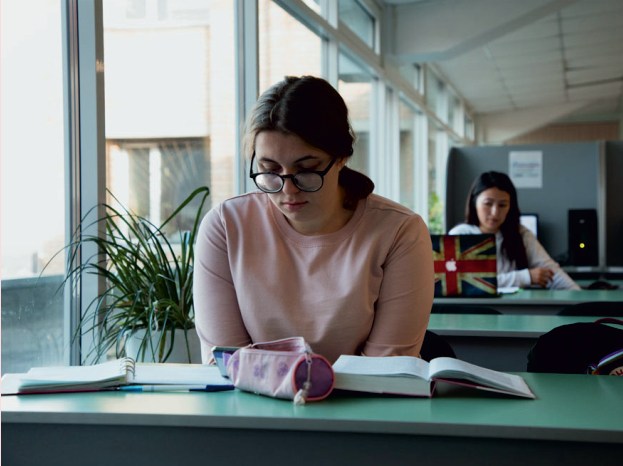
left=54, top=186, right=210, bottom=363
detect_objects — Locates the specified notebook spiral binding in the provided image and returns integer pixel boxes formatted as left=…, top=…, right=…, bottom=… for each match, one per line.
left=121, top=357, right=136, bottom=378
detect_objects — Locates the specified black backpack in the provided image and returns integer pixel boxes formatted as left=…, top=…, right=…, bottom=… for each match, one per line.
left=526, top=318, right=623, bottom=374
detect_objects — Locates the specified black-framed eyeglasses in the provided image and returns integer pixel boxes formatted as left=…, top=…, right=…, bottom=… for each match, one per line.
left=249, top=152, right=338, bottom=193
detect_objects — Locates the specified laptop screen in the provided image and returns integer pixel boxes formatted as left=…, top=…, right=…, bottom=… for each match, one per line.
left=520, top=213, right=539, bottom=238
left=431, top=234, right=498, bottom=297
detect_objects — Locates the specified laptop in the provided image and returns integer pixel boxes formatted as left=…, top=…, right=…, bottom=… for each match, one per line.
left=431, top=234, right=498, bottom=297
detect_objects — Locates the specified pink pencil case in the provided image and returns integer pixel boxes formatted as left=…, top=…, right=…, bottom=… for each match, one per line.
left=226, top=337, right=334, bottom=404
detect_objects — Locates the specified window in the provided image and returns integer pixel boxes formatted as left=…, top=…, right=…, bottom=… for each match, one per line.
left=1, top=0, right=67, bottom=374
left=399, top=63, right=423, bottom=93
left=448, top=93, right=464, bottom=136
left=426, top=68, right=447, bottom=123
left=107, top=139, right=210, bottom=236
left=103, top=0, right=236, bottom=223
left=301, top=0, right=321, bottom=14
left=338, top=0, right=375, bottom=49
left=465, top=114, right=475, bottom=140
left=397, top=99, right=429, bottom=216
left=258, top=0, right=322, bottom=94
left=428, top=124, right=450, bottom=233
left=338, top=53, right=372, bottom=176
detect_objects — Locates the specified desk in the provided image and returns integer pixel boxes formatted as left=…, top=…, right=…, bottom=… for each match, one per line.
left=428, top=314, right=610, bottom=371
left=2, top=374, right=622, bottom=466
left=434, top=287, right=623, bottom=315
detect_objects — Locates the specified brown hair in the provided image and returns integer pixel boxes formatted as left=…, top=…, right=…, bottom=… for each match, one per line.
left=244, top=76, right=374, bottom=209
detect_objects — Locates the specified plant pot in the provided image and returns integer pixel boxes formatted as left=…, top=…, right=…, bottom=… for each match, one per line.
left=125, top=328, right=202, bottom=363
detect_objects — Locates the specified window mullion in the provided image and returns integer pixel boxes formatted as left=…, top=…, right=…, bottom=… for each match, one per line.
left=67, top=0, right=107, bottom=364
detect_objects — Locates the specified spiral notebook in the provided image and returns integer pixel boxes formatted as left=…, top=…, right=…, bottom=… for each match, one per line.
left=1, top=358, right=230, bottom=395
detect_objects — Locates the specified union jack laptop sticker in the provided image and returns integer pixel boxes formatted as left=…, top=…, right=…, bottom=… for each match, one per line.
left=431, top=234, right=498, bottom=297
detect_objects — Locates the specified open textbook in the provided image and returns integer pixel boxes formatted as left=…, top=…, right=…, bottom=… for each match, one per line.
left=332, top=355, right=535, bottom=399
left=1, top=357, right=231, bottom=395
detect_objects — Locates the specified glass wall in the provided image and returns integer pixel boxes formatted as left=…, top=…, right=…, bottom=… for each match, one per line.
left=258, top=0, right=322, bottom=94
left=338, top=53, right=372, bottom=176
left=1, top=0, right=67, bottom=374
left=398, top=100, right=422, bottom=212
left=103, top=0, right=235, bottom=218
left=338, top=0, right=376, bottom=49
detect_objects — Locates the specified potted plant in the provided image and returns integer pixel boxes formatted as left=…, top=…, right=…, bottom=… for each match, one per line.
left=55, top=186, right=210, bottom=364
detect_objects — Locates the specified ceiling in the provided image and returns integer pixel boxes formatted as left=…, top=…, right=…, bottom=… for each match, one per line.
left=384, top=0, right=623, bottom=143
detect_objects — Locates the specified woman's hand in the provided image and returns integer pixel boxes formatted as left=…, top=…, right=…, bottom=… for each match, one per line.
left=529, top=267, right=554, bottom=288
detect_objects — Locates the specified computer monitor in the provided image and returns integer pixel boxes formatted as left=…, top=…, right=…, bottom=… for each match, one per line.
left=520, top=213, right=539, bottom=238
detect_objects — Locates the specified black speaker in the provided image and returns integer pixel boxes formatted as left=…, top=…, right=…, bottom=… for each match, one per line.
left=568, top=209, right=598, bottom=266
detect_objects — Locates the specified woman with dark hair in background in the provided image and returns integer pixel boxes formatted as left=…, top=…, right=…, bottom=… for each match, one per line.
left=193, top=76, right=434, bottom=364
left=449, top=171, right=579, bottom=290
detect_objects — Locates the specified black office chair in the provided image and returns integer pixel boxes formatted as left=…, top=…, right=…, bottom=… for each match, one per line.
left=557, top=301, right=623, bottom=317
left=420, top=330, right=456, bottom=362
left=431, top=303, right=501, bottom=315
left=526, top=318, right=623, bottom=373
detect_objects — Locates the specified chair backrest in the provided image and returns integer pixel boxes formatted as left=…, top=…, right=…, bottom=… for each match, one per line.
left=526, top=318, right=623, bottom=373
left=420, top=330, right=456, bottom=362
left=557, top=301, right=623, bottom=317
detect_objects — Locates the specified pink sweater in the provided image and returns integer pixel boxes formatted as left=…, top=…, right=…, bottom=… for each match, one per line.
left=193, top=192, right=434, bottom=364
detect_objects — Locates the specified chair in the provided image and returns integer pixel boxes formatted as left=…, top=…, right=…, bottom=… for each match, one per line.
left=420, top=330, right=456, bottom=362
left=431, top=303, right=501, bottom=315
left=557, top=301, right=623, bottom=317
left=526, top=318, right=623, bottom=373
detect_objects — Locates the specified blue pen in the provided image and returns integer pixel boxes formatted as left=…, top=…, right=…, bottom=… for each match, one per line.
left=118, top=384, right=234, bottom=392
left=190, top=384, right=235, bottom=392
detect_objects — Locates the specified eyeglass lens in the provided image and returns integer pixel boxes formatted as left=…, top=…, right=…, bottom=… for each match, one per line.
left=253, top=172, right=323, bottom=193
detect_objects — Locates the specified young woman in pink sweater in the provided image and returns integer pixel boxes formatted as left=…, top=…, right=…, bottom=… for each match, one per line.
left=193, top=76, right=434, bottom=364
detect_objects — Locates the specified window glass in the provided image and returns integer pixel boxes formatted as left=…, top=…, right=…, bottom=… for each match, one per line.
left=301, top=0, right=320, bottom=14
left=1, top=0, right=67, bottom=374
left=338, top=0, right=375, bottom=48
left=258, top=0, right=322, bottom=94
left=398, top=63, right=422, bottom=93
left=448, top=94, right=461, bottom=135
left=448, top=95, right=456, bottom=133
left=427, top=123, right=440, bottom=231
left=426, top=68, right=441, bottom=118
left=398, top=100, right=416, bottom=211
left=103, top=0, right=236, bottom=221
left=465, top=115, right=475, bottom=140
left=338, top=53, right=372, bottom=176
left=428, top=124, right=448, bottom=233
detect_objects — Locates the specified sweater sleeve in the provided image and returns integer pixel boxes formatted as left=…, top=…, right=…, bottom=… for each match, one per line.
left=193, top=206, right=252, bottom=363
left=362, top=214, right=434, bottom=358
left=521, top=228, right=581, bottom=290
left=496, top=268, right=532, bottom=288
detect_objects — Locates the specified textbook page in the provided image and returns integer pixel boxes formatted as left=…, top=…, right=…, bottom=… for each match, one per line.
left=428, top=357, right=535, bottom=398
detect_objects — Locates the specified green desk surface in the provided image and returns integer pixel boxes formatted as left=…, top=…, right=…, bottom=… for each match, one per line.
left=2, top=373, right=622, bottom=444
left=428, top=313, right=612, bottom=337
